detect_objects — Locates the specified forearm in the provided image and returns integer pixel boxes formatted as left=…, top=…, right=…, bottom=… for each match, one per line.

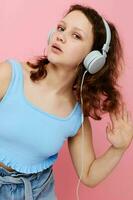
left=85, top=145, right=126, bottom=187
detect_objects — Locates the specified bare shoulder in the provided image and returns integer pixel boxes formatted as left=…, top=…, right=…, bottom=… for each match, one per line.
left=0, top=60, right=13, bottom=99
left=0, top=59, right=30, bottom=77
left=20, top=61, right=30, bottom=73
left=0, top=59, right=29, bottom=99
left=68, top=116, right=92, bottom=142
left=0, top=60, right=11, bottom=77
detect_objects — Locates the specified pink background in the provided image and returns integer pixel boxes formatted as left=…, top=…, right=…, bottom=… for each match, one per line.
left=0, top=0, right=133, bottom=199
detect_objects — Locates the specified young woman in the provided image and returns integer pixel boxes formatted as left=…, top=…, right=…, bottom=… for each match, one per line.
left=0, top=3, right=133, bottom=200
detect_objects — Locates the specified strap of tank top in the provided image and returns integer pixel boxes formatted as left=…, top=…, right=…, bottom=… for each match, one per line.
left=6, top=58, right=23, bottom=98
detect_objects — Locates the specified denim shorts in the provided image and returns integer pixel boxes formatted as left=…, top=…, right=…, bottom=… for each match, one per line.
left=0, top=165, right=57, bottom=200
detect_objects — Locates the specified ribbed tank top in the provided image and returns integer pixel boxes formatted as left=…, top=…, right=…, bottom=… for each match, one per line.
left=0, top=58, right=83, bottom=173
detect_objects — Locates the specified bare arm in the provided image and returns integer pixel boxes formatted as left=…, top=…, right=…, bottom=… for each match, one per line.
left=68, top=117, right=96, bottom=184
left=68, top=106, right=133, bottom=187
left=84, top=144, right=125, bottom=187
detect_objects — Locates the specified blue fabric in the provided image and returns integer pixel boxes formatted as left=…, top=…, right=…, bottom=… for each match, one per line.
left=0, top=166, right=57, bottom=200
left=0, top=58, right=83, bottom=174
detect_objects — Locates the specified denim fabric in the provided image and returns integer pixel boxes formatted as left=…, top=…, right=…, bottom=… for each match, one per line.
left=0, top=166, right=57, bottom=200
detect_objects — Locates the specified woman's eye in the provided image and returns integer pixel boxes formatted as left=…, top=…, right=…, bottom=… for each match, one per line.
left=73, top=34, right=81, bottom=39
left=57, top=26, right=64, bottom=31
left=57, top=26, right=81, bottom=39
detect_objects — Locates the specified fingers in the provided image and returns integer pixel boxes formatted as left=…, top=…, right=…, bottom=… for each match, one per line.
left=121, top=103, right=132, bottom=122
left=109, top=111, right=118, bottom=129
left=128, top=111, right=133, bottom=122
left=114, top=102, right=128, bottom=121
left=106, top=122, right=114, bottom=135
left=109, top=102, right=132, bottom=128
left=109, top=103, right=125, bottom=128
left=121, top=103, right=127, bottom=121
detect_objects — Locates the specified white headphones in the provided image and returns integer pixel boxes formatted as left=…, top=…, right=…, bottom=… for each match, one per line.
left=47, top=17, right=111, bottom=74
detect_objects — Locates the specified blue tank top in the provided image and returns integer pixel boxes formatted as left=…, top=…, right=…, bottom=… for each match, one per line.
left=0, top=58, right=83, bottom=174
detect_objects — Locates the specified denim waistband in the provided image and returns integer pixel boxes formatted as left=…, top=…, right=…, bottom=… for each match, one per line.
left=0, top=166, right=53, bottom=200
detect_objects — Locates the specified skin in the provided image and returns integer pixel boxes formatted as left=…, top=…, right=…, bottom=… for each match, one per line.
left=0, top=10, right=133, bottom=188
left=45, top=10, right=94, bottom=99
left=0, top=10, right=94, bottom=172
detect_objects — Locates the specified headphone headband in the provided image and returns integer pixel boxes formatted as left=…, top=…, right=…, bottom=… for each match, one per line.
left=47, top=16, right=112, bottom=74
left=102, top=18, right=111, bottom=53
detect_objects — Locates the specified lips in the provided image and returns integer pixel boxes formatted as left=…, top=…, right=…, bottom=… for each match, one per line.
left=51, top=43, right=63, bottom=52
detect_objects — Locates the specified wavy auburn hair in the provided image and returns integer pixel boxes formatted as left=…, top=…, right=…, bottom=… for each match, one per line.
left=26, top=4, right=125, bottom=120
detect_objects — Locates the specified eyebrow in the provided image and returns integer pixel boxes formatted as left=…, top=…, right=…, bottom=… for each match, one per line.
left=59, top=20, right=86, bottom=36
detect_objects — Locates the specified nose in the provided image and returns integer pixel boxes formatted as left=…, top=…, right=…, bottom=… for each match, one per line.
left=56, top=32, right=65, bottom=43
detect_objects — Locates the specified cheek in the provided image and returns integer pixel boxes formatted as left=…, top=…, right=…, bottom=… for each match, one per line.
left=67, top=45, right=86, bottom=59
left=65, top=50, right=85, bottom=67
left=72, top=49, right=87, bottom=64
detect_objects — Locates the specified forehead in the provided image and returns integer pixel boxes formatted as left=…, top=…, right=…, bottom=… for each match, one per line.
left=60, top=10, right=93, bottom=33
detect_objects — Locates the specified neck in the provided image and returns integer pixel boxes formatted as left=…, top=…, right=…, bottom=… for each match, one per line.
left=40, top=62, right=77, bottom=99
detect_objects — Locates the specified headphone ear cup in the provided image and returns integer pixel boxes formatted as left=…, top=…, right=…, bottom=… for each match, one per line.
left=48, top=28, right=56, bottom=44
left=83, top=50, right=107, bottom=74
